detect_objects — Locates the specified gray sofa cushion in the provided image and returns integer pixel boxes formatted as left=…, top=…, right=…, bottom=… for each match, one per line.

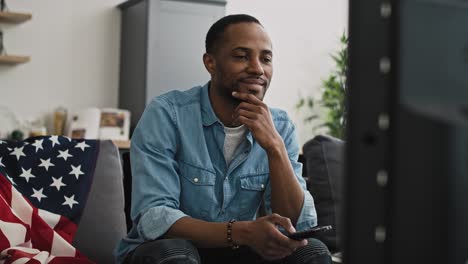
left=73, top=140, right=127, bottom=264
left=303, top=135, right=344, bottom=252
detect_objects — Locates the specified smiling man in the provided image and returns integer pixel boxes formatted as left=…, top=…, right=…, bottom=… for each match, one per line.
left=115, top=14, right=331, bottom=264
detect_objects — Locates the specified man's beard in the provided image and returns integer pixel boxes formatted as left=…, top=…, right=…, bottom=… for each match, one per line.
left=224, top=80, right=267, bottom=102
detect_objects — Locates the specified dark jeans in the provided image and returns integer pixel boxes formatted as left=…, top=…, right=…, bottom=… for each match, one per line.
left=123, top=238, right=331, bottom=264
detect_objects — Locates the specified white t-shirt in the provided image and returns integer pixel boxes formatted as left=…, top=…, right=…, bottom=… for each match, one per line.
left=223, top=125, right=248, bottom=166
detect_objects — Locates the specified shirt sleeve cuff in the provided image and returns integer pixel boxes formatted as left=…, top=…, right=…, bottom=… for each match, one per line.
left=137, top=206, right=189, bottom=240
left=295, top=191, right=318, bottom=231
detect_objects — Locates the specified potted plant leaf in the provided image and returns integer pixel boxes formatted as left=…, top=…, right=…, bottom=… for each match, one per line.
left=296, top=32, right=348, bottom=140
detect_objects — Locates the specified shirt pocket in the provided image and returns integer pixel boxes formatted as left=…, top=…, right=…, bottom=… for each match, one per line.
left=239, top=173, right=269, bottom=220
left=179, top=161, right=216, bottom=219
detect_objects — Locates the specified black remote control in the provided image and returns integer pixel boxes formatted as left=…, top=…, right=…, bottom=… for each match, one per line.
left=286, top=225, right=332, bottom=240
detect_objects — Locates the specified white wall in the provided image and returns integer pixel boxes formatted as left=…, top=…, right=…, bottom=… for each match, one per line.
left=0, top=0, right=124, bottom=135
left=226, top=0, right=348, bottom=145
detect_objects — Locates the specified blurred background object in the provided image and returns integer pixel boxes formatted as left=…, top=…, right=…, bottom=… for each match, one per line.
left=53, top=106, right=67, bottom=135
left=0, top=105, right=19, bottom=139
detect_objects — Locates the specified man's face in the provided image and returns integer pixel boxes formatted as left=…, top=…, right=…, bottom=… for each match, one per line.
left=206, top=22, right=273, bottom=102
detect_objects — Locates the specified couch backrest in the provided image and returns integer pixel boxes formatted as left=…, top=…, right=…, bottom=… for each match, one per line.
left=302, top=135, right=345, bottom=253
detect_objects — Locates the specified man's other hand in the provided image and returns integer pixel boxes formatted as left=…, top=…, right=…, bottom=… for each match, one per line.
left=238, top=213, right=308, bottom=261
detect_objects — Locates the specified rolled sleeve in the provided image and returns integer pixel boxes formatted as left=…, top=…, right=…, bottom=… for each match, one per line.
left=137, top=206, right=188, bottom=240
left=295, top=190, right=317, bottom=231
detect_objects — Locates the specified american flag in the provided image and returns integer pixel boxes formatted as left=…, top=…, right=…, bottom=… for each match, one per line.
left=0, top=136, right=99, bottom=264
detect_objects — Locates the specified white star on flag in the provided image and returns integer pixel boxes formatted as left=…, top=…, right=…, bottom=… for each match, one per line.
left=0, top=157, right=5, bottom=167
left=31, top=188, right=47, bottom=202
left=49, top=135, right=61, bottom=147
left=31, top=139, right=44, bottom=152
left=75, top=141, right=90, bottom=151
left=57, top=149, right=73, bottom=161
left=38, top=158, right=55, bottom=171
left=69, top=165, right=84, bottom=180
left=10, top=146, right=26, bottom=161
left=19, top=167, right=36, bottom=182
left=50, top=176, right=67, bottom=191
left=0, top=140, right=5, bottom=144
left=62, top=194, right=79, bottom=209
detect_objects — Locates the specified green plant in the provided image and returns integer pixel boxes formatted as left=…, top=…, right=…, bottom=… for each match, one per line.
left=296, top=32, right=348, bottom=139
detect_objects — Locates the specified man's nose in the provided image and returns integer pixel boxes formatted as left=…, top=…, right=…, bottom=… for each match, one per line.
left=247, top=58, right=264, bottom=75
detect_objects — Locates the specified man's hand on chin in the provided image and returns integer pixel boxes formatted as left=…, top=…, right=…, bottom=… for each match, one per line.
left=231, top=91, right=284, bottom=153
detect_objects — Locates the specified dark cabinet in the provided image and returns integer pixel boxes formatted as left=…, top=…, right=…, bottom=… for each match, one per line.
left=118, top=0, right=226, bottom=131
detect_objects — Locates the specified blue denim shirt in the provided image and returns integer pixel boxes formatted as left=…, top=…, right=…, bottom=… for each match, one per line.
left=114, top=83, right=317, bottom=263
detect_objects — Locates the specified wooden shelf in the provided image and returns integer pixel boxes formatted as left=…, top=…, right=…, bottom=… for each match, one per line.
left=112, top=140, right=131, bottom=149
left=0, top=55, right=30, bottom=65
left=0, top=11, right=32, bottom=24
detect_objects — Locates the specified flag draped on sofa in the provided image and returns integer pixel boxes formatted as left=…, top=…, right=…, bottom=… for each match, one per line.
left=0, top=136, right=99, bottom=264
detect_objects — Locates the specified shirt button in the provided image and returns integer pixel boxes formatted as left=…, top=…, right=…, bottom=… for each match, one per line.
left=261, top=184, right=265, bottom=189
left=193, top=178, right=199, bottom=183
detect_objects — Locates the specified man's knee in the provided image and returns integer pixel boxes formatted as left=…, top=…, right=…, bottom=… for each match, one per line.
left=286, top=238, right=332, bottom=264
left=126, top=239, right=200, bottom=264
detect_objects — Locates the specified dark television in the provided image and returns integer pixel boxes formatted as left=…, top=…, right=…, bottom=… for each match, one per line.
left=344, top=0, right=468, bottom=263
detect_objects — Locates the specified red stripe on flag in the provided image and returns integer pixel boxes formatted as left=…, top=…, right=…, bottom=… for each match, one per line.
left=4, top=248, right=40, bottom=261
left=30, top=207, right=55, bottom=253
left=0, top=227, right=10, bottom=252
left=53, top=216, right=77, bottom=244
left=0, top=173, right=12, bottom=206
left=0, top=178, right=30, bottom=250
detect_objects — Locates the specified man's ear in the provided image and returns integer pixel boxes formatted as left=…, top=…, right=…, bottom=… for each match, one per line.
left=203, top=53, right=216, bottom=75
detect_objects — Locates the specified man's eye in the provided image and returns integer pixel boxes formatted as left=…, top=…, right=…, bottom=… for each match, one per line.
left=263, top=57, right=272, bottom=63
left=234, top=55, right=248, bottom=60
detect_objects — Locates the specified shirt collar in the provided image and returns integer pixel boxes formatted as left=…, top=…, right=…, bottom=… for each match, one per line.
left=201, top=82, right=220, bottom=127
left=201, top=82, right=254, bottom=145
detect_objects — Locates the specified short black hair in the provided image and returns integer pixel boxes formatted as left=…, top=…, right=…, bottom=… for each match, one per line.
left=205, top=14, right=262, bottom=54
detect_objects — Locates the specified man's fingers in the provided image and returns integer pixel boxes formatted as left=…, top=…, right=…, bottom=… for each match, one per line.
left=235, top=109, right=258, bottom=120
left=263, top=214, right=300, bottom=250
left=232, top=91, right=264, bottom=105
left=234, top=101, right=260, bottom=114
left=269, top=214, right=296, bottom=234
left=268, top=214, right=310, bottom=250
left=289, top=238, right=309, bottom=250
left=233, top=115, right=255, bottom=127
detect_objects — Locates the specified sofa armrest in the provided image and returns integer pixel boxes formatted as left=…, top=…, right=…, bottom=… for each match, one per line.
left=302, top=135, right=345, bottom=253
left=73, top=140, right=127, bottom=263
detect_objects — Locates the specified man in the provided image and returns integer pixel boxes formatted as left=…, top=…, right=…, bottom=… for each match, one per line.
left=115, top=14, right=331, bottom=264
